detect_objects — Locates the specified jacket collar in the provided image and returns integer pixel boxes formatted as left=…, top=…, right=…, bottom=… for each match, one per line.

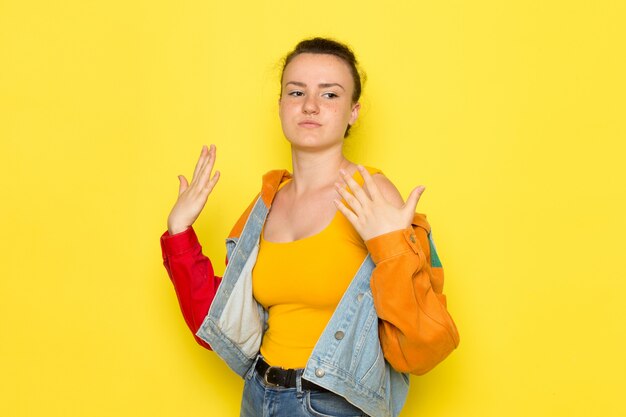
left=260, top=169, right=292, bottom=208
left=260, top=169, right=431, bottom=234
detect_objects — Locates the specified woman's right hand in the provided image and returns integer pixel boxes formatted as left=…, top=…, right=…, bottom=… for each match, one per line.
left=167, top=144, right=221, bottom=235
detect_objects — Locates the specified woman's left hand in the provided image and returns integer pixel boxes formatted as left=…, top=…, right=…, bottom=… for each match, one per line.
left=334, top=165, right=426, bottom=241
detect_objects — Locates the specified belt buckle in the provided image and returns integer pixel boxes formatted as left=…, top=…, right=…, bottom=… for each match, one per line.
left=263, top=366, right=281, bottom=387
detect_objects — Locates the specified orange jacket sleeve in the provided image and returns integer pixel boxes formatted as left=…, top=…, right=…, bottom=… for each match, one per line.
left=365, top=213, right=460, bottom=375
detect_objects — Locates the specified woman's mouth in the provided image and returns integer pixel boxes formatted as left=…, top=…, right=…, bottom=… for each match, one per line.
left=298, top=120, right=321, bottom=128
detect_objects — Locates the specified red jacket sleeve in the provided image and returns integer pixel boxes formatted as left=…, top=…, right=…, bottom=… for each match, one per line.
left=160, top=226, right=222, bottom=350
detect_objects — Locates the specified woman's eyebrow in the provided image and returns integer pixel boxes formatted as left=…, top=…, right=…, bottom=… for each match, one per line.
left=319, top=82, right=345, bottom=90
left=285, top=81, right=345, bottom=91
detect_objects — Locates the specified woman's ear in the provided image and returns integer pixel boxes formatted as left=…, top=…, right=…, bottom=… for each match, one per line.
left=349, top=102, right=361, bottom=125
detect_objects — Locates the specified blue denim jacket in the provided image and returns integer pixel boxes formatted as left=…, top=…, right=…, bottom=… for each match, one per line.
left=194, top=169, right=461, bottom=417
left=196, top=196, right=410, bottom=417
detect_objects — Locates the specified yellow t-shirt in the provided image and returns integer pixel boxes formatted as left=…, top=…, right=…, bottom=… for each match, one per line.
left=252, top=167, right=382, bottom=369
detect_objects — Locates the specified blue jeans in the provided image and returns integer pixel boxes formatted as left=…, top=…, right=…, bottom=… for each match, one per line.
left=240, top=357, right=369, bottom=417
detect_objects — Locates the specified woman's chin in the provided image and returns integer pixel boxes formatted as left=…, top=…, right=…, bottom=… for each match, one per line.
left=284, top=134, right=343, bottom=152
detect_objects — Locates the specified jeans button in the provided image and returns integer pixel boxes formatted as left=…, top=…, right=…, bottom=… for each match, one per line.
left=315, top=368, right=325, bottom=378
left=334, top=331, right=345, bottom=340
left=357, top=293, right=364, bottom=302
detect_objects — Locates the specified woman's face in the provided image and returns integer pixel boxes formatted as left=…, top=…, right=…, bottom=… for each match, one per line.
left=279, top=53, right=360, bottom=151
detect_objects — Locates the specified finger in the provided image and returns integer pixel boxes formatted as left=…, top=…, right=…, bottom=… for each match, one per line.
left=191, top=145, right=209, bottom=183
left=403, top=185, right=425, bottom=214
left=178, top=175, right=189, bottom=195
left=204, top=170, right=220, bottom=195
left=356, top=165, right=382, bottom=200
left=340, top=169, right=370, bottom=204
left=196, top=144, right=217, bottom=188
left=334, top=199, right=359, bottom=225
left=192, top=144, right=215, bottom=186
left=335, top=182, right=362, bottom=213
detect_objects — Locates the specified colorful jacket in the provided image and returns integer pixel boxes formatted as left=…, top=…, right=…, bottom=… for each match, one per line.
left=160, top=169, right=460, bottom=417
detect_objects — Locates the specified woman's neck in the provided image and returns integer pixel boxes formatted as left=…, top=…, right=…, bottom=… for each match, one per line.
left=289, top=145, right=355, bottom=195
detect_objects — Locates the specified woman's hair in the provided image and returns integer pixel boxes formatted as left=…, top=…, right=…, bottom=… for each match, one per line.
left=280, top=37, right=366, bottom=138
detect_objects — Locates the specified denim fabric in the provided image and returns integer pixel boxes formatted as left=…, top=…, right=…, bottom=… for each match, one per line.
left=197, top=195, right=409, bottom=417
left=240, top=357, right=369, bottom=417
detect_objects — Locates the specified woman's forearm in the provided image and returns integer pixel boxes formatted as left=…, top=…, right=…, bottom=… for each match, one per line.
left=160, top=226, right=222, bottom=350
left=366, top=221, right=460, bottom=375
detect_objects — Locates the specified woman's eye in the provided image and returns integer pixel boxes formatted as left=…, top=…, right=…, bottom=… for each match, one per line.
left=323, top=92, right=338, bottom=99
left=288, top=91, right=304, bottom=97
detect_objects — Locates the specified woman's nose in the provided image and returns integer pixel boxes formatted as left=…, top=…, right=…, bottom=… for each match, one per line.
left=302, top=95, right=319, bottom=114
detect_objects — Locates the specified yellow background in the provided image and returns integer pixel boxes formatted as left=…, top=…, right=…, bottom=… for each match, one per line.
left=1, top=0, right=624, bottom=416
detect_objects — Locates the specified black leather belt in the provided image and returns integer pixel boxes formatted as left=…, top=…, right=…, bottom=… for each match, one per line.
left=255, top=357, right=329, bottom=392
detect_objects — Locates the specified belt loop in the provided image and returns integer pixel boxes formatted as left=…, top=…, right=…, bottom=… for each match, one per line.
left=247, top=354, right=262, bottom=380
left=295, top=369, right=303, bottom=398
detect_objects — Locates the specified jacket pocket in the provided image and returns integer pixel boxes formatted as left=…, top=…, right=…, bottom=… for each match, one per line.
left=353, top=299, right=386, bottom=396
left=356, top=341, right=386, bottom=395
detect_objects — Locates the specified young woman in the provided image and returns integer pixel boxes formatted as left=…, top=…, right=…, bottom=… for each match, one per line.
left=160, top=37, right=459, bottom=417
